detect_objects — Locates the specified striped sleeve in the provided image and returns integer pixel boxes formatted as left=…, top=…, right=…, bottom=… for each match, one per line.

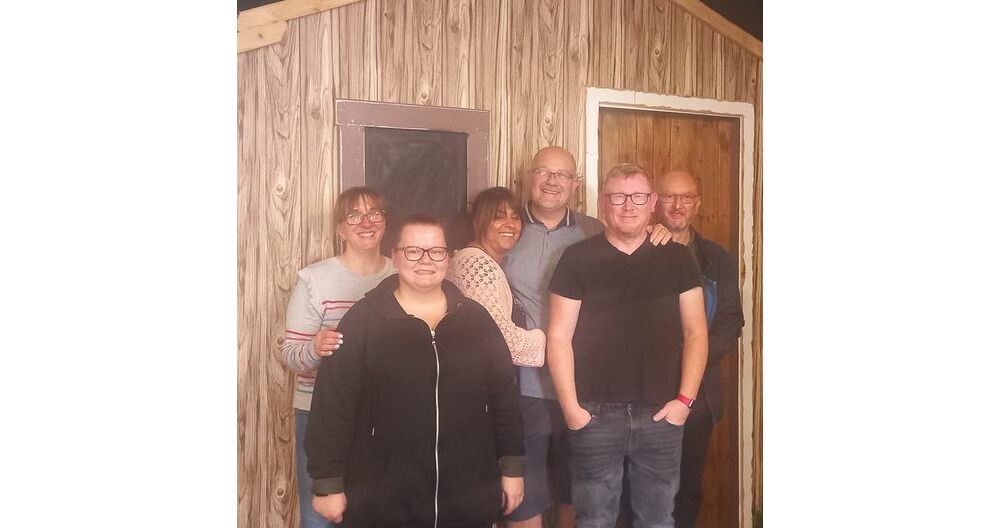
left=281, top=271, right=323, bottom=374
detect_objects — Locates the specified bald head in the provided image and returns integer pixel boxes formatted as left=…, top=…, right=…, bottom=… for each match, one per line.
left=531, top=146, right=577, bottom=175
left=526, top=146, right=580, bottom=217
left=657, top=170, right=699, bottom=195
left=655, top=169, right=702, bottom=234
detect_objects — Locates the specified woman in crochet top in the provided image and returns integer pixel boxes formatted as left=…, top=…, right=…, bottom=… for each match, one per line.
left=446, top=187, right=545, bottom=367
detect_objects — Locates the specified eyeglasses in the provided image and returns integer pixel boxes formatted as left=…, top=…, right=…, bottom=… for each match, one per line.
left=345, top=209, right=386, bottom=225
left=605, top=192, right=652, bottom=206
left=661, top=194, right=699, bottom=205
left=531, top=168, right=577, bottom=183
left=395, top=246, right=450, bottom=262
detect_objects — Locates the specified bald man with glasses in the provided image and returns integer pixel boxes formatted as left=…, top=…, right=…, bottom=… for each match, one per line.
left=655, top=169, right=745, bottom=528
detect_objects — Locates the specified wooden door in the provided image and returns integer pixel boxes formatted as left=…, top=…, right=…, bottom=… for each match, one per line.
left=599, top=107, right=741, bottom=528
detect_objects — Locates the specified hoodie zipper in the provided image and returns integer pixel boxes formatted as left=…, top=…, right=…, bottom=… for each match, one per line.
left=430, top=328, right=441, bottom=528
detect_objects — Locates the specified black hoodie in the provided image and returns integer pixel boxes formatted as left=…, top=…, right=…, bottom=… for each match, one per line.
left=305, top=274, right=525, bottom=528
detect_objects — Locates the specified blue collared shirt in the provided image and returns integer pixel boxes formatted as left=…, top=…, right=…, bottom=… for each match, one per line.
left=502, top=205, right=604, bottom=399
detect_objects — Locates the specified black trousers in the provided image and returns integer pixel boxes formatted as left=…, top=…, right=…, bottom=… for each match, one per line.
left=672, top=398, right=716, bottom=528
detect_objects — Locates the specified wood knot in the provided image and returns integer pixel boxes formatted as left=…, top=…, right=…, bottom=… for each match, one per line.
left=653, top=46, right=661, bottom=57
left=420, top=91, right=428, bottom=101
left=275, top=183, right=285, bottom=194
left=274, top=485, right=287, bottom=500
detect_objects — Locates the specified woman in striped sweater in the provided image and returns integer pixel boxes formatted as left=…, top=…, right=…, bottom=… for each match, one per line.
left=280, top=186, right=395, bottom=528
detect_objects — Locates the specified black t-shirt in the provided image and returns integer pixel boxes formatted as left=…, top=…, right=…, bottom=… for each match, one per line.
left=548, top=235, right=701, bottom=405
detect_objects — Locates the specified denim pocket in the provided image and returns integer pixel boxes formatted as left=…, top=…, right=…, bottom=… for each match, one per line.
left=569, top=403, right=598, bottom=432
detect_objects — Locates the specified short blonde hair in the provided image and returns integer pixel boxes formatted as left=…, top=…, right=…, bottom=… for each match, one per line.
left=604, top=163, right=651, bottom=187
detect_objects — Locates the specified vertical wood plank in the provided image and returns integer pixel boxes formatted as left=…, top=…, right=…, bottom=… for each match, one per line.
left=652, top=106, right=673, bottom=175
left=494, top=0, right=513, bottom=188
left=647, top=0, right=669, bottom=94
left=260, top=17, right=302, bottom=528
left=329, top=5, right=347, bottom=254
left=508, top=0, right=535, bottom=194
left=236, top=48, right=260, bottom=528
left=444, top=0, right=472, bottom=108
left=668, top=113, right=696, bottom=173
left=713, top=31, right=724, bottom=100
left=694, top=19, right=717, bottom=99
left=587, top=0, right=612, bottom=88
left=415, top=0, right=444, bottom=105
left=752, top=56, right=764, bottom=522
left=610, top=0, right=626, bottom=88
left=364, top=0, right=381, bottom=101
left=622, top=0, right=648, bottom=92
left=379, top=0, right=407, bottom=103
left=695, top=117, right=723, bottom=242
left=635, top=110, right=655, bottom=173
left=669, top=3, right=694, bottom=96
left=564, top=0, right=590, bottom=209
left=537, top=0, right=564, bottom=149
left=301, top=10, right=335, bottom=267
left=471, top=0, right=504, bottom=186
left=338, top=0, right=369, bottom=100
left=597, top=108, right=616, bottom=190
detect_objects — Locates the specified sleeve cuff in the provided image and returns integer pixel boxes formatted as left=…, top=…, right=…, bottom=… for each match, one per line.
left=311, top=476, right=345, bottom=495
left=499, top=455, right=525, bottom=477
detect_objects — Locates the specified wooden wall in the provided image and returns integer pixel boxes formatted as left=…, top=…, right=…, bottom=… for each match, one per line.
left=237, top=1, right=762, bottom=526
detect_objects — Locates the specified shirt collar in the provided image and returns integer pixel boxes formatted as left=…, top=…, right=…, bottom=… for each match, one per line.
left=523, top=204, right=575, bottom=228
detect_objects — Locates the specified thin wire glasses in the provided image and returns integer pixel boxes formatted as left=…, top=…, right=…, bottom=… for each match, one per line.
left=345, top=209, right=386, bottom=225
left=660, top=194, right=699, bottom=205
left=531, top=168, right=577, bottom=183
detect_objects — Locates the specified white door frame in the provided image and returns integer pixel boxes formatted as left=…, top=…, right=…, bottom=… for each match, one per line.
left=585, top=87, right=758, bottom=528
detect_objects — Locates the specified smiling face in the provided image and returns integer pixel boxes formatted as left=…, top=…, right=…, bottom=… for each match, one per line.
left=336, top=194, right=386, bottom=254
left=655, top=170, right=702, bottom=233
left=477, top=200, right=522, bottom=259
left=393, top=223, right=449, bottom=292
left=527, top=146, right=579, bottom=214
left=600, top=171, right=657, bottom=240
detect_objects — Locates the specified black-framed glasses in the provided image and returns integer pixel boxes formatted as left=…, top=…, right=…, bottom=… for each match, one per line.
left=605, top=192, right=652, bottom=206
left=395, top=246, right=449, bottom=262
left=531, top=168, right=577, bottom=183
left=345, top=209, right=386, bottom=225
left=661, top=194, right=699, bottom=205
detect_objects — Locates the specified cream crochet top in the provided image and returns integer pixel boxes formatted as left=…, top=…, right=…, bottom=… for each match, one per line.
left=447, top=247, right=546, bottom=367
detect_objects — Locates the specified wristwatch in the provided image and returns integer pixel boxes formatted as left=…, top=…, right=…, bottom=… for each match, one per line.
left=676, top=393, right=696, bottom=408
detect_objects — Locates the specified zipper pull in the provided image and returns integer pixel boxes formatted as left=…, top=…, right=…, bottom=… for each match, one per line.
left=371, top=426, right=376, bottom=438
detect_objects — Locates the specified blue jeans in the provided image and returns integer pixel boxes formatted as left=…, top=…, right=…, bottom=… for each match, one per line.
left=568, top=402, right=684, bottom=528
left=296, top=409, right=335, bottom=528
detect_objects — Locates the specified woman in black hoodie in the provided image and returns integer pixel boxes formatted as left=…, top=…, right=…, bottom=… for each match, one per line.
left=305, top=214, right=525, bottom=528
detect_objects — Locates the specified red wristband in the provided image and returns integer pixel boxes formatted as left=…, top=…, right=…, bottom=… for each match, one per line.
left=676, top=393, right=695, bottom=408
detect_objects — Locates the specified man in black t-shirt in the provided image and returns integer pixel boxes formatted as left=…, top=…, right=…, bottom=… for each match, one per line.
left=547, top=163, right=709, bottom=528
